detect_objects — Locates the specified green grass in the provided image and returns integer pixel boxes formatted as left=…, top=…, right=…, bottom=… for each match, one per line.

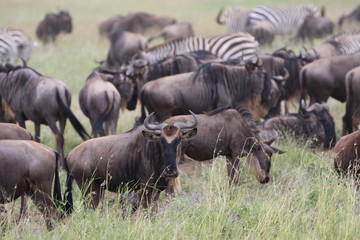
left=1, top=0, right=360, bottom=239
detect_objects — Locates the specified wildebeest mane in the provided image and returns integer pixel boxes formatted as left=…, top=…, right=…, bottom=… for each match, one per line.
left=191, top=61, right=268, bottom=109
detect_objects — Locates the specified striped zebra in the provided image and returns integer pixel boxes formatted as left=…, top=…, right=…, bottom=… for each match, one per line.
left=216, top=7, right=252, bottom=33
left=328, top=30, right=360, bottom=55
left=248, top=4, right=318, bottom=35
left=141, top=32, right=259, bottom=64
left=2, top=28, right=33, bottom=63
left=0, top=31, right=18, bottom=65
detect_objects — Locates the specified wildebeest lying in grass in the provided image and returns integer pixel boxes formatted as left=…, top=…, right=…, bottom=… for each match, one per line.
left=0, top=64, right=89, bottom=158
left=0, top=140, right=63, bottom=230
left=64, top=111, right=198, bottom=213
left=36, top=9, right=72, bottom=44
left=259, top=103, right=336, bottom=149
left=334, top=130, right=360, bottom=179
left=166, top=107, right=284, bottom=184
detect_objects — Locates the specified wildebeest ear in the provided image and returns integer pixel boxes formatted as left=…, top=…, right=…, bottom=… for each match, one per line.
left=181, top=128, right=197, bottom=139
left=264, top=144, right=285, bottom=154
left=142, top=131, right=161, bottom=141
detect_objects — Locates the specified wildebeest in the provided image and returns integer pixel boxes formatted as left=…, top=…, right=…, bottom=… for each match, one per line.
left=140, top=58, right=285, bottom=122
left=0, top=64, right=89, bottom=158
left=0, top=140, right=63, bottom=230
left=333, top=130, right=360, bottom=179
left=166, top=107, right=284, bottom=184
left=343, top=66, right=360, bottom=135
left=36, top=9, right=72, bottom=44
left=102, top=29, right=148, bottom=71
left=296, top=15, right=334, bottom=43
left=259, top=102, right=336, bottom=149
left=148, top=22, right=194, bottom=43
left=79, top=70, right=121, bottom=137
left=338, top=5, right=360, bottom=29
left=300, top=52, right=360, bottom=106
left=0, top=123, right=33, bottom=140
left=110, top=12, right=177, bottom=35
left=271, top=48, right=307, bottom=114
left=98, top=15, right=127, bottom=37
left=63, top=112, right=198, bottom=212
left=249, top=20, right=275, bottom=46
left=127, top=50, right=217, bottom=92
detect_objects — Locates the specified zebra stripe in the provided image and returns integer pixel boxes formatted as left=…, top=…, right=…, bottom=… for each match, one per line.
left=2, top=29, right=33, bottom=63
left=143, top=33, right=259, bottom=64
left=0, top=31, right=18, bottom=65
left=328, top=30, right=360, bottom=55
left=249, top=4, right=318, bottom=35
left=221, top=7, right=251, bottom=33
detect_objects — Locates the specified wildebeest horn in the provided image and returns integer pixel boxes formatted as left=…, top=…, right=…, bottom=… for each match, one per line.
left=93, top=58, right=104, bottom=64
left=144, top=112, right=168, bottom=130
left=272, top=68, right=289, bottom=81
left=173, top=110, right=198, bottom=129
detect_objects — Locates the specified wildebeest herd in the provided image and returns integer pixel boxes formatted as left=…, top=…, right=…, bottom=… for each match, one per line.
left=1, top=3, right=360, bottom=231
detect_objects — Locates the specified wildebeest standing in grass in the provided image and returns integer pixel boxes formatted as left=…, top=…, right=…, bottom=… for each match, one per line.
left=343, top=66, right=360, bottom=135
left=0, top=64, right=89, bottom=158
left=36, top=9, right=72, bottom=44
left=102, top=29, right=148, bottom=71
left=300, top=52, right=360, bottom=110
left=166, top=107, right=284, bottom=184
left=0, top=140, right=63, bottom=230
left=259, top=103, right=336, bottom=149
left=334, top=130, right=360, bottom=179
left=63, top=112, right=198, bottom=213
left=79, top=70, right=129, bottom=137
left=147, top=22, right=195, bottom=43
left=338, top=5, right=360, bottom=29
left=140, top=59, right=286, bottom=122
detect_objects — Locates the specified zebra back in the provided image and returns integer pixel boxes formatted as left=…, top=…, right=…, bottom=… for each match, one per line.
left=0, top=31, right=18, bottom=65
left=327, top=30, right=360, bottom=55
left=2, top=28, right=33, bottom=63
left=223, top=7, right=251, bottom=33
left=142, top=33, right=259, bottom=64
left=249, top=4, right=318, bottom=35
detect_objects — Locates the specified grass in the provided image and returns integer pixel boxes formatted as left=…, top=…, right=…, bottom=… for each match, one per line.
left=1, top=0, right=360, bottom=239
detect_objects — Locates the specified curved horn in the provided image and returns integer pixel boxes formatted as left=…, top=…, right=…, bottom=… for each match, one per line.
left=173, top=110, right=198, bottom=129
left=216, top=8, right=225, bottom=25
left=272, top=68, right=289, bottom=81
left=144, top=112, right=168, bottom=130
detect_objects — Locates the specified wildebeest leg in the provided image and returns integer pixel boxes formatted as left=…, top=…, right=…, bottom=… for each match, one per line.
left=28, top=186, right=58, bottom=231
left=34, top=123, right=41, bottom=142
left=105, top=120, right=117, bottom=136
left=226, top=155, right=242, bottom=185
left=19, top=194, right=29, bottom=218
left=47, top=119, right=64, bottom=158
left=59, top=116, right=67, bottom=138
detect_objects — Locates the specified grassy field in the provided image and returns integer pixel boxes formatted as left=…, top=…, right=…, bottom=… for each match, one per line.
left=1, top=0, right=360, bottom=239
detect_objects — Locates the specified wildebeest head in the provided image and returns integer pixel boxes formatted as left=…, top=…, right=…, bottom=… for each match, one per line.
left=247, top=129, right=284, bottom=183
left=142, top=111, right=198, bottom=178
left=58, top=10, right=72, bottom=33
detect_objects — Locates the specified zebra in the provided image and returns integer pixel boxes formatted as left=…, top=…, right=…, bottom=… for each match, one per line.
left=248, top=4, right=318, bottom=35
left=216, top=7, right=252, bottom=33
left=140, top=32, right=259, bottom=64
left=328, top=30, right=360, bottom=55
left=0, top=31, right=18, bottom=65
left=1, top=28, right=33, bottom=63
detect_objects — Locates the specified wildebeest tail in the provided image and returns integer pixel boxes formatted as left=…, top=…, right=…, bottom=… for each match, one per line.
left=92, top=92, right=114, bottom=137
left=139, top=90, right=147, bottom=124
left=56, top=90, right=90, bottom=140
left=53, top=151, right=63, bottom=210
left=299, top=68, right=307, bottom=113
left=126, top=83, right=138, bottom=111
left=63, top=155, right=73, bottom=214
left=345, top=72, right=354, bottom=134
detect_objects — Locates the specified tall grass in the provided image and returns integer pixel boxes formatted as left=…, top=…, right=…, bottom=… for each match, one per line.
left=1, top=0, right=360, bottom=239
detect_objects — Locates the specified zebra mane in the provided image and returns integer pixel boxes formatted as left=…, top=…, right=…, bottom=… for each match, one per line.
left=326, top=30, right=360, bottom=55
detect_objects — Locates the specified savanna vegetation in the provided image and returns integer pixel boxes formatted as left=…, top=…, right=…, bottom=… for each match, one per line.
left=0, top=0, right=360, bottom=239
